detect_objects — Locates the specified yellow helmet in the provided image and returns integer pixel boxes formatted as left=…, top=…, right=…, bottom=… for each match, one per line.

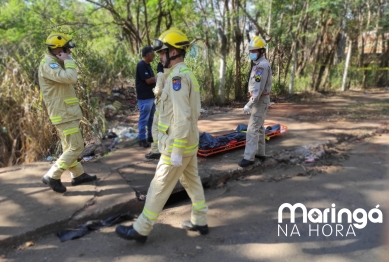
left=45, top=32, right=75, bottom=49
left=249, top=36, right=266, bottom=50
left=153, top=27, right=190, bottom=52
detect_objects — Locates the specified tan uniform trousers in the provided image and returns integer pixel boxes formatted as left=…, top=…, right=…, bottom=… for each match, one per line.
left=243, top=96, right=270, bottom=161
left=45, top=120, right=84, bottom=179
left=150, top=104, right=161, bottom=154
left=134, top=154, right=208, bottom=236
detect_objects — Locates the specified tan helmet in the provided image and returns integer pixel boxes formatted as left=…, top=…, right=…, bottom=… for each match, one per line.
left=45, top=32, right=75, bottom=49
left=153, top=27, right=190, bottom=52
left=249, top=35, right=266, bottom=50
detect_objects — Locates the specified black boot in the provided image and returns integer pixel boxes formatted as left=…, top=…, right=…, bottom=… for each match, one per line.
left=71, top=173, right=97, bottom=186
left=41, top=175, right=67, bottom=193
left=238, top=159, right=254, bottom=167
left=147, top=136, right=154, bottom=143
left=139, top=139, right=150, bottom=148
left=182, top=221, right=209, bottom=235
left=255, top=155, right=266, bottom=161
left=115, top=225, right=148, bottom=243
left=145, top=152, right=161, bottom=159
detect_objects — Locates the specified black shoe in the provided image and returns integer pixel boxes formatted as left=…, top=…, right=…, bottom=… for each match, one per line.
left=182, top=221, right=209, bottom=235
left=145, top=152, right=161, bottom=159
left=147, top=136, right=154, bottom=143
left=71, top=173, right=97, bottom=186
left=115, top=225, right=148, bottom=243
left=139, top=139, right=150, bottom=148
left=255, top=155, right=266, bottom=161
left=41, top=175, right=67, bottom=193
left=238, top=159, right=255, bottom=167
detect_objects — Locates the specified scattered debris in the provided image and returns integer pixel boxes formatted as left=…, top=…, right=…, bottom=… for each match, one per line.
left=305, top=157, right=315, bottom=163
left=25, top=241, right=34, bottom=247
left=83, top=156, right=93, bottom=162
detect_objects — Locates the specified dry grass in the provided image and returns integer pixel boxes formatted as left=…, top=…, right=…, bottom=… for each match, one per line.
left=0, top=58, right=107, bottom=167
left=0, top=60, right=56, bottom=167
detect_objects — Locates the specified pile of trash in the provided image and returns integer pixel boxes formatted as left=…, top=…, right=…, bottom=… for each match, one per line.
left=273, top=142, right=329, bottom=165
left=78, top=125, right=139, bottom=161
left=95, top=86, right=138, bottom=119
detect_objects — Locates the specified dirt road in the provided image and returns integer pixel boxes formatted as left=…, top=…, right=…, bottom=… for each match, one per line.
left=1, top=89, right=388, bottom=262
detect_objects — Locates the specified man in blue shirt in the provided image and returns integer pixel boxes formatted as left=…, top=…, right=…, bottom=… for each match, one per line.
left=136, top=46, right=157, bottom=147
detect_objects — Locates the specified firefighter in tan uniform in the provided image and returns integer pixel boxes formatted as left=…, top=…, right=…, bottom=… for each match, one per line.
left=239, top=36, right=272, bottom=167
left=39, top=32, right=96, bottom=193
left=116, top=28, right=208, bottom=243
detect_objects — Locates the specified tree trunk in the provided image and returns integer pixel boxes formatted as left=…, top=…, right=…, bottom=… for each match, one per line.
left=296, top=2, right=309, bottom=76
left=377, top=0, right=388, bottom=86
left=217, top=22, right=228, bottom=104
left=378, top=34, right=389, bottom=86
left=218, top=56, right=226, bottom=104
left=141, top=0, right=150, bottom=45
left=342, top=39, right=352, bottom=91
left=205, top=32, right=216, bottom=104
left=310, top=11, right=328, bottom=91
left=232, top=0, right=243, bottom=101
left=319, top=48, right=335, bottom=91
left=289, top=42, right=296, bottom=94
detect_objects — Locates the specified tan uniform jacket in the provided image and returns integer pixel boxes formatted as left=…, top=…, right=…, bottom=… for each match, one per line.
left=157, top=62, right=201, bottom=160
left=249, top=56, right=272, bottom=99
left=38, top=52, right=82, bottom=125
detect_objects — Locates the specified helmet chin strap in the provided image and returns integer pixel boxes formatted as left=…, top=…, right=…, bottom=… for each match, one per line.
left=163, top=49, right=182, bottom=68
left=48, top=47, right=58, bottom=57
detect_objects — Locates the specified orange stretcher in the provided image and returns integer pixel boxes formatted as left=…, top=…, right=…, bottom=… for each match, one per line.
left=197, top=122, right=288, bottom=157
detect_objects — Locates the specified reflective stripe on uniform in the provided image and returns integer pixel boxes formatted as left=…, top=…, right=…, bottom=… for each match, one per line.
left=177, top=67, right=200, bottom=92
left=158, top=122, right=169, bottom=132
left=40, top=59, right=46, bottom=65
left=189, top=73, right=200, bottom=92
left=161, top=155, right=172, bottom=165
left=63, top=127, right=79, bottom=136
left=193, top=200, right=207, bottom=211
left=65, top=61, right=77, bottom=69
left=69, top=160, right=79, bottom=168
left=173, top=139, right=188, bottom=148
left=58, top=161, right=68, bottom=170
left=168, top=143, right=198, bottom=154
left=50, top=116, right=62, bottom=124
left=64, top=97, right=79, bottom=104
left=184, top=143, right=199, bottom=153
left=179, top=67, right=190, bottom=73
left=143, top=207, right=159, bottom=221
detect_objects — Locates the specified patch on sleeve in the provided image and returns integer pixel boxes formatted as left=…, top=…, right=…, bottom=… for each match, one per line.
left=49, top=63, right=59, bottom=69
left=172, top=76, right=181, bottom=91
left=255, top=67, right=263, bottom=82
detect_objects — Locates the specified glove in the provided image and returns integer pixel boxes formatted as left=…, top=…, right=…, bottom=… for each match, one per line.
left=250, top=95, right=259, bottom=103
left=153, top=72, right=165, bottom=97
left=243, top=99, right=253, bottom=114
left=243, top=105, right=251, bottom=115
left=170, top=153, right=183, bottom=167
